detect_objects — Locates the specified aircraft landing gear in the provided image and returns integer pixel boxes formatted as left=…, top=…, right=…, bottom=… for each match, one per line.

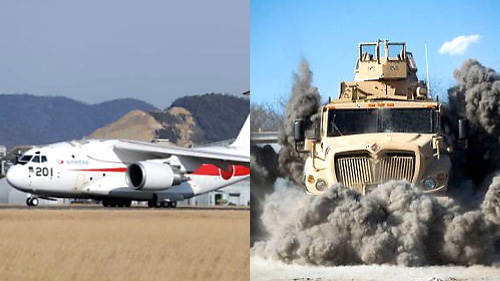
left=154, top=201, right=177, bottom=208
left=26, top=197, right=39, bottom=207
left=102, top=199, right=132, bottom=208
left=116, top=200, right=131, bottom=208
left=147, top=194, right=176, bottom=208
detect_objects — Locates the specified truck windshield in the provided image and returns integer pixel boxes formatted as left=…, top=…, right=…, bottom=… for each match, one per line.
left=327, top=108, right=437, bottom=136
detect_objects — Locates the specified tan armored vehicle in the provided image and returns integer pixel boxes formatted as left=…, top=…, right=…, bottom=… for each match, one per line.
left=294, top=40, right=468, bottom=195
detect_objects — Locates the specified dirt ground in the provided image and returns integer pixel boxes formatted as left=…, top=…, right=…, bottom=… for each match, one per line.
left=0, top=209, right=249, bottom=281
left=250, top=256, right=500, bottom=281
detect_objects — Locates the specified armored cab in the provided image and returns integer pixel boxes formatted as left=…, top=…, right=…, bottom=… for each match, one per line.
left=295, top=40, right=460, bottom=195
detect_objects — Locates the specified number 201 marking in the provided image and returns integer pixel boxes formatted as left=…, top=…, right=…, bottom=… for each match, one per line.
left=35, top=167, right=53, bottom=177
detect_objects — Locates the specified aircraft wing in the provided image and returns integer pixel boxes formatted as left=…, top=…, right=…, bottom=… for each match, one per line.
left=114, top=140, right=249, bottom=168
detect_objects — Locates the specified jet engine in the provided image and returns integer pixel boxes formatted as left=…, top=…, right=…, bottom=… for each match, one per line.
left=126, top=162, right=185, bottom=191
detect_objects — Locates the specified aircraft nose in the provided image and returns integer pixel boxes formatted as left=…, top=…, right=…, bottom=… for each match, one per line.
left=6, top=165, right=29, bottom=191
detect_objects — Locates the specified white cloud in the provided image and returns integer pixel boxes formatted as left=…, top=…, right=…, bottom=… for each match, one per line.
left=439, top=35, right=480, bottom=55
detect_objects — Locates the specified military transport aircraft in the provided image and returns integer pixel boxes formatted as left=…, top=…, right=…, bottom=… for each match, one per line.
left=6, top=114, right=249, bottom=208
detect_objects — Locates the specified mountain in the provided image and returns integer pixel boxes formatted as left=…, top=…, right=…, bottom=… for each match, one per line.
left=0, top=94, right=157, bottom=148
left=168, top=93, right=249, bottom=143
left=88, top=93, right=249, bottom=147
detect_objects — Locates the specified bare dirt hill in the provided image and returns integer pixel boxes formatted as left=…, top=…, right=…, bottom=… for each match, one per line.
left=88, top=110, right=163, bottom=141
left=165, top=106, right=203, bottom=147
left=88, top=107, right=204, bottom=147
left=87, top=93, right=249, bottom=147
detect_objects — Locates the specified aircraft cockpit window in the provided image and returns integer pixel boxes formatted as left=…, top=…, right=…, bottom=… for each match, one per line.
left=41, top=156, right=47, bottom=163
left=32, top=156, right=41, bottom=163
left=18, top=155, right=33, bottom=165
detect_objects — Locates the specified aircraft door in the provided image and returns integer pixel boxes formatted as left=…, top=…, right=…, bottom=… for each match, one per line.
left=214, top=193, right=223, bottom=205
left=74, top=174, right=86, bottom=192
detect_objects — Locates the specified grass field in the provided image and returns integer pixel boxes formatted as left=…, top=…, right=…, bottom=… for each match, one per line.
left=0, top=209, right=249, bottom=281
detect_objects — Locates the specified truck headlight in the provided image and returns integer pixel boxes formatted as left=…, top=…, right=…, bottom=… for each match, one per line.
left=424, top=178, right=436, bottom=190
left=315, top=179, right=328, bottom=191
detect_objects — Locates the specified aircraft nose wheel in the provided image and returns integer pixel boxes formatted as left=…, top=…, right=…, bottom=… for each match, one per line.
left=26, top=197, right=39, bottom=207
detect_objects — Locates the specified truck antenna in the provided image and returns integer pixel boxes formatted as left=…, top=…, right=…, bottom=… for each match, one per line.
left=425, top=42, right=431, bottom=98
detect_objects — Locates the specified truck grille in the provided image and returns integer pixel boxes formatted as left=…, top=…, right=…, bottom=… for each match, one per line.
left=335, top=152, right=415, bottom=188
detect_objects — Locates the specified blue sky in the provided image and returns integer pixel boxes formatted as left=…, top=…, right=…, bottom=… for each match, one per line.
left=251, top=0, right=500, bottom=106
left=0, top=0, right=248, bottom=108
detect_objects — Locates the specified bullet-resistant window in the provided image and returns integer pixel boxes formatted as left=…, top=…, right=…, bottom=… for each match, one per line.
left=328, top=108, right=438, bottom=136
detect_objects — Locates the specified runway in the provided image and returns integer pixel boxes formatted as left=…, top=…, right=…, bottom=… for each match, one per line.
left=0, top=203, right=250, bottom=211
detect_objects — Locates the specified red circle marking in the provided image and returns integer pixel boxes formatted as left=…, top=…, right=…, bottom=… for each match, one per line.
left=219, top=165, right=234, bottom=180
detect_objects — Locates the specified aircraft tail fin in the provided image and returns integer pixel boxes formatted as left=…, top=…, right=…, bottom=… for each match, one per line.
left=230, top=115, right=249, bottom=148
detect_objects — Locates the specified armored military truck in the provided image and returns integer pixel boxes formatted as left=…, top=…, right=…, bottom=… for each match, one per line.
left=294, top=40, right=467, bottom=195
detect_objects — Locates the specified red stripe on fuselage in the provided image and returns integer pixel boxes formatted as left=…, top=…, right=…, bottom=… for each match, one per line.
left=191, top=164, right=250, bottom=177
left=69, top=165, right=250, bottom=176
left=69, top=168, right=127, bottom=172
left=234, top=166, right=250, bottom=176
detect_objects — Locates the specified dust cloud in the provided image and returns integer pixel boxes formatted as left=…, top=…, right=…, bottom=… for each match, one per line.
left=277, top=58, right=321, bottom=185
left=252, top=181, right=500, bottom=266
left=251, top=59, right=320, bottom=245
left=447, top=59, right=500, bottom=185
left=250, top=145, right=280, bottom=244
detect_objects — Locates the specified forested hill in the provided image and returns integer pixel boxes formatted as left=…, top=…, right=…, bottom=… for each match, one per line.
left=0, top=94, right=157, bottom=148
left=168, top=93, right=249, bottom=143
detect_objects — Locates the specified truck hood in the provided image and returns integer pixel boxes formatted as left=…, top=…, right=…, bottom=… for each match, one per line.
left=328, top=133, right=435, bottom=147
left=324, top=132, right=435, bottom=156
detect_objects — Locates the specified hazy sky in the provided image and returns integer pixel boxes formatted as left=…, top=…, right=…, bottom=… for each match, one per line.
left=251, top=0, right=500, bottom=105
left=0, top=0, right=249, bottom=108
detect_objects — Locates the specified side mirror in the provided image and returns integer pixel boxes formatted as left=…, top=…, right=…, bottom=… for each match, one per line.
left=458, top=119, right=469, bottom=140
left=294, top=119, right=305, bottom=142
